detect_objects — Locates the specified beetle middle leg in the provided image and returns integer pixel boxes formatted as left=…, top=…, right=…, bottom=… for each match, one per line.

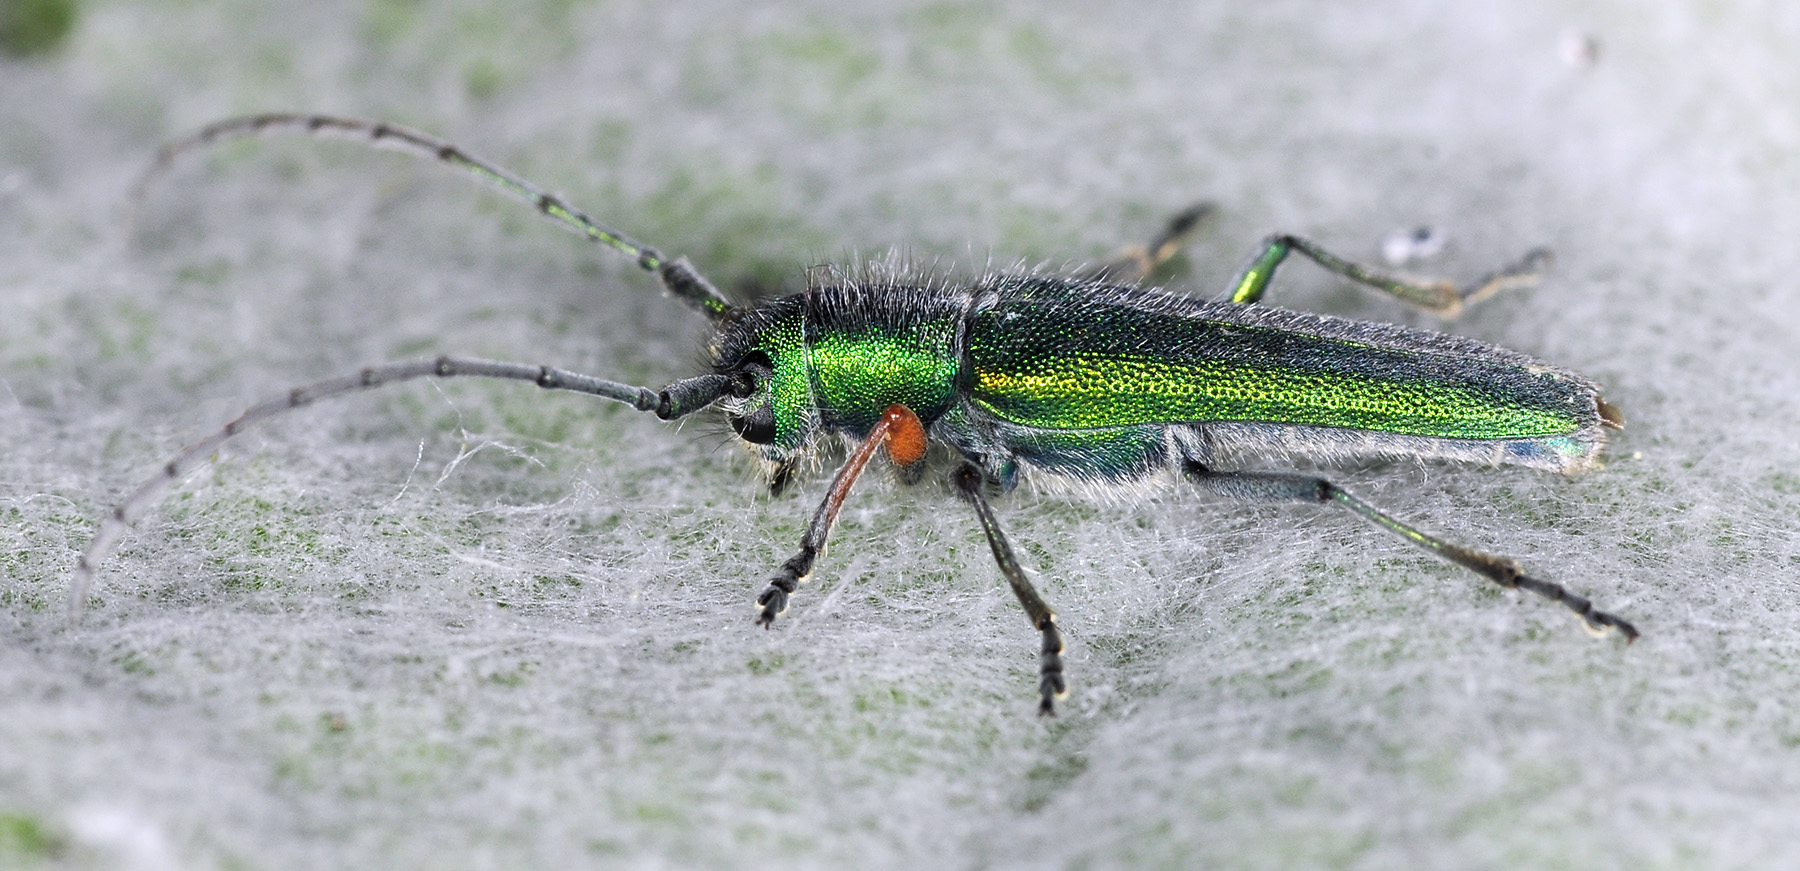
left=1179, top=460, right=1638, bottom=640
left=952, top=463, right=1068, bottom=716
left=1227, top=234, right=1553, bottom=318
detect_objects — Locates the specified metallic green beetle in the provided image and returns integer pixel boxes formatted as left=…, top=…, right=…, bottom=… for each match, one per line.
left=74, top=114, right=1636, bottom=715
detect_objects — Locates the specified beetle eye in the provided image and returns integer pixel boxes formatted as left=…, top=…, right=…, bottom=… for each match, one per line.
left=728, top=404, right=776, bottom=445
left=728, top=351, right=772, bottom=399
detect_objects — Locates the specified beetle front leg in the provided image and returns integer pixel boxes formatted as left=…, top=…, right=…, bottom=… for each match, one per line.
left=953, top=463, right=1067, bottom=716
left=1227, top=234, right=1552, bottom=318
left=756, top=406, right=928, bottom=626
left=1179, top=460, right=1638, bottom=640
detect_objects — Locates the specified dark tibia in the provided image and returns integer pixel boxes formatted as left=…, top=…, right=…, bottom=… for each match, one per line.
left=953, top=464, right=1067, bottom=716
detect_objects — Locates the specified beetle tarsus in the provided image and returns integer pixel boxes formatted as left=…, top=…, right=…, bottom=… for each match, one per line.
left=756, top=559, right=805, bottom=628
left=1512, top=572, right=1640, bottom=642
left=1038, top=620, right=1068, bottom=717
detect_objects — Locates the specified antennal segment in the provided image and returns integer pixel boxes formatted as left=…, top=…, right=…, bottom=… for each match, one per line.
left=132, top=113, right=736, bottom=321
left=67, top=355, right=732, bottom=618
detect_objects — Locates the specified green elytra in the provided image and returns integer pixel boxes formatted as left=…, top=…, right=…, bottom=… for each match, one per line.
left=77, top=114, right=1636, bottom=717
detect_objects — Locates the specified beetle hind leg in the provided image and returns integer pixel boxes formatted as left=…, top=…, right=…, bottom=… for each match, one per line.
left=1180, top=460, right=1638, bottom=641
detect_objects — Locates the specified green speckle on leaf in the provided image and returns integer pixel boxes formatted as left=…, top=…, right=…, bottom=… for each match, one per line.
left=0, top=0, right=77, bottom=57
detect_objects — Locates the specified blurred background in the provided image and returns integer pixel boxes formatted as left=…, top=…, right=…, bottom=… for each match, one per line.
left=3, top=0, right=1799, bottom=868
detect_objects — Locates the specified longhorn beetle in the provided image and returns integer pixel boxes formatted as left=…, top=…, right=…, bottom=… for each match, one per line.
left=71, top=114, right=1638, bottom=715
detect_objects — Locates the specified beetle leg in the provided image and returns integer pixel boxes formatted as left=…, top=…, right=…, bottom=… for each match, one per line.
left=1227, top=234, right=1552, bottom=318
left=756, top=405, right=927, bottom=627
left=953, top=463, right=1068, bottom=717
left=1078, top=203, right=1214, bottom=284
left=1179, top=461, right=1639, bottom=641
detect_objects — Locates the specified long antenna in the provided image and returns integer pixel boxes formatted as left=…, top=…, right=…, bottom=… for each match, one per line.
left=68, top=356, right=733, bottom=617
left=131, top=113, right=736, bottom=321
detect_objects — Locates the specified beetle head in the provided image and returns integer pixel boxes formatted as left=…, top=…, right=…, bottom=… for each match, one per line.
left=708, top=296, right=817, bottom=474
